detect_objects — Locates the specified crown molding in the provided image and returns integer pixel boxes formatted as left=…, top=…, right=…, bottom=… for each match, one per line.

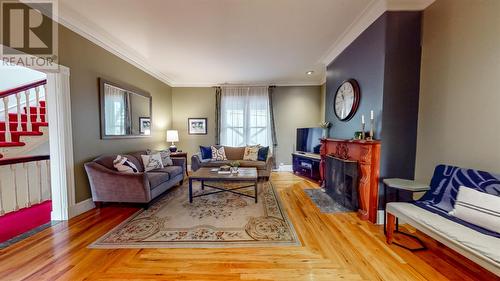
left=173, top=80, right=324, bottom=88
left=387, top=0, right=435, bottom=10
left=56, top=2, right=175, bottom=87
left=319, top=0, right=434, bottom=66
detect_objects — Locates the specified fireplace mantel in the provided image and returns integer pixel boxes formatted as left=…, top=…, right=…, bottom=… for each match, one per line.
left=320, top=138, right=381, bottom=223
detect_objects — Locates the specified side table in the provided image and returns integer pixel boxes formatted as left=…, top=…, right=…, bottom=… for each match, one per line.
left=171, top=152, right=188, bottom=176
left=383, top=178, right=430, bottom=251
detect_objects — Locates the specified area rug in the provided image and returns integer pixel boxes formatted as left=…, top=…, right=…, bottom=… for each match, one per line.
left=90, top=181, right=300, bottom=248
left=304, top=189, right=351, bottom=213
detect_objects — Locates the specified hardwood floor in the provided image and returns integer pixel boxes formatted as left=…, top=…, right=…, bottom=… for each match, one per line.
left=0, top=172, right=497, bottom=281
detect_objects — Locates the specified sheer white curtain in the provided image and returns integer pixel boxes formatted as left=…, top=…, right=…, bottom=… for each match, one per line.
left=220, top=86, right=272, bottom=148
left=104, top=84, right=127, bottom=135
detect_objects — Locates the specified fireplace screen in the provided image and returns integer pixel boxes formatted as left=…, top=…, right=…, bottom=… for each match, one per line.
left=325, top=155, right=359, bottom=211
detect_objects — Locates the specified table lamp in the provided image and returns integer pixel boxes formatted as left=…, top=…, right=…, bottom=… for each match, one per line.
left=166, top=130, right=179, bottom=152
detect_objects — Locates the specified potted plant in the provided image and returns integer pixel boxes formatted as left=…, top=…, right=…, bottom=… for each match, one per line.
left=319, top=121, right=331, bottom=138
left=230, top=161, right=240, bottom=173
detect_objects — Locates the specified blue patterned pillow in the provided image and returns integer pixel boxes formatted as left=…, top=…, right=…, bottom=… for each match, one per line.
left=257, top=146, right=269, bottom=161
left=199, top=145, right=212, bottom=160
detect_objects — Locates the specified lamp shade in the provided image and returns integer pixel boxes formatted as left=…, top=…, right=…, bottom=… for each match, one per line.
left=166, top=130, right=179, bottom=142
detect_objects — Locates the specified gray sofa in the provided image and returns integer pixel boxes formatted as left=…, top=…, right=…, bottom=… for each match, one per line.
left=191, top=146, right=273, bottom=179
left=84, top=151, right=185, bottom=206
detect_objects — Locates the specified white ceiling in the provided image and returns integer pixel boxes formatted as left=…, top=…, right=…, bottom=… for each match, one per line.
left=58, top=0, right=434, bottom=87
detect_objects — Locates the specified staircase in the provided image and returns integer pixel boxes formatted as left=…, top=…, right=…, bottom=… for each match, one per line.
left=0, top=80, right=48, bottom=159
left=0, top=79, right=51, bottom=244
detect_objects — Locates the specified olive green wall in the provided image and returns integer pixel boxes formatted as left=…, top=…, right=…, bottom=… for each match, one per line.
left=273, top=86, right=322, bottom=165
left=171, top=87, right=216, bottom=161
left=172, top=86, right=322, bottom=166
left=58, top=26, right=172, bottom=203
left=320, top=83, right=326, bottom=122
left=415, top=0, right=500, bottom=181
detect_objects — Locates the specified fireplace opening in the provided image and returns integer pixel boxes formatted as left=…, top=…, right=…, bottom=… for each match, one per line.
left=325, top=155, right=359, bottom=211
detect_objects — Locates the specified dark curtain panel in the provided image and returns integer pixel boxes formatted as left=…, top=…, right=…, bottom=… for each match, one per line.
left=268, top=86, right=278, bottom=169
left=125, top=92, right=132, bottom=135
left=215, top=87, right=222, bottom=145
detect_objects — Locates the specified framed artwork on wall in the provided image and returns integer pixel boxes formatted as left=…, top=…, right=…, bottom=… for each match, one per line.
left=188, top=118, right=207, bottom=135
left=139, top=117, right=151, bottom=135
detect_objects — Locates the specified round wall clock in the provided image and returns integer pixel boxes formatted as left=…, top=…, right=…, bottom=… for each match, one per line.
left=333, top=79, right=360, bottom=121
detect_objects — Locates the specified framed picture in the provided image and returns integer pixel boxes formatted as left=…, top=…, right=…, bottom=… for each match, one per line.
left=139, top=117, right=151, bottom=135
left=188, top=118, right=207, bottom=135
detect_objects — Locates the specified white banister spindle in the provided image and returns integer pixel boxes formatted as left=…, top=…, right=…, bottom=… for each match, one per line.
left=37, top=161, right=42, bottom=203
left=16, top=93, right=22, bottom=131
left=24, top=90, right=32, bottom=132
left=46, top=160, right=51, bottom=199
left=11, top=165, right=19, bottom=211
left=35, top=86, right=41, bottom=122
left=24, top=163, right=31, bottom=207
left=2, top=97, right=11, bottom=142
left=43, top=84, right=47, bottom=122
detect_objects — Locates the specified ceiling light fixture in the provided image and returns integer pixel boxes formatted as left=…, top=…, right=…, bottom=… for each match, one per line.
left=306, top=71, right=314, bottom=75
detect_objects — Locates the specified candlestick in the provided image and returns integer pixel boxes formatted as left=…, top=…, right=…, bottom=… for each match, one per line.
left=361, top=115, right=365, bottom=124
left=361, top=123, right=366, bottom=140
left=370, top=110, right=374, bottom=120
left=369, top=118, right=374, bottom=141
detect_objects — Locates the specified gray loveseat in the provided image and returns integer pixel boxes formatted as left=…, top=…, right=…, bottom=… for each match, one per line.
left=84, top=151, right=185, bottom=207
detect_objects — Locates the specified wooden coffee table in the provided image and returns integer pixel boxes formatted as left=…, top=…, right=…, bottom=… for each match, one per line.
left=188, top=167, right=258, bottom=203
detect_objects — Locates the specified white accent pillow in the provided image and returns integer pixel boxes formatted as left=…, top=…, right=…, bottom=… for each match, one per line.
left=449, top=186, right=500, bottom=233
left=243, top=145, right=260, bottom=161
left=113, top=155, right=138, bottom=173
left=211, top=146, right=227, bottom=161
left=141, top=153, right=164, bottom=172
left=147, top=149, right=173, bottom=166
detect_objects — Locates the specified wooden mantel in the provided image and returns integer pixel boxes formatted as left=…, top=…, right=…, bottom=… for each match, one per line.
left=320, top=138, right=381, bottom=223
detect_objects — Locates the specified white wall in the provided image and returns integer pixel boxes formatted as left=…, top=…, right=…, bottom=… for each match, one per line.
left=415, top=0, right=500, bottom=181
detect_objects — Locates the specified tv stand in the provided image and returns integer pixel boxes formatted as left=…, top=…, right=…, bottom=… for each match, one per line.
left=292, top=152, right=321, bottom=181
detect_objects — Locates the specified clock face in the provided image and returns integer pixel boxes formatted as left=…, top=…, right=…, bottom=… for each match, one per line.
left=334, top=79, right=360, bottom=121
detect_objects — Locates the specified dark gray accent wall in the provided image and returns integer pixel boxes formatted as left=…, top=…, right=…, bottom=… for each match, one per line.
left=325, top=14, right=386, bottom=139
left=325, top=11, right=422, bottom=209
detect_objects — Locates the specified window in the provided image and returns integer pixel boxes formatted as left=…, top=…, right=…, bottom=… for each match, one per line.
left=220, top=86, right=272, bottom=147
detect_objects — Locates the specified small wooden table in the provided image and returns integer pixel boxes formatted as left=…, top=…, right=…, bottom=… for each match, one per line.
left=188, top=168, right=258, bottom=203
left=383, top=178, right=430, bottom=251
left=171, top=152, right=188, bottom=176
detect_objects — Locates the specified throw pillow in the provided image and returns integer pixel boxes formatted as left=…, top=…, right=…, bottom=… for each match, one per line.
left=199, top=145, right=212, bottom=160
left=141, top=153, right=164, bottom=172
left=113, top=155, right=138, bottom=173
left=449, top=186, right=500, bottom=233
left=243, top=145, right=260, bottom=161
left=211, top=146, right=227, bottom=161
left=147, top=149, right=173, bottom=166
left=257, top=146, right=270, bottom=161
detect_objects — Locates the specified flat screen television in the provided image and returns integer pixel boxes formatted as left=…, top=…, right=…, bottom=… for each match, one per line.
left=296, top=127, right=322, bottom=154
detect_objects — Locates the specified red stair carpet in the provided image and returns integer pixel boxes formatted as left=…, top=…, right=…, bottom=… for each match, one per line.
left=0, top=101, right=47, bottom=158
left=0, top=200, right=52, bottom=243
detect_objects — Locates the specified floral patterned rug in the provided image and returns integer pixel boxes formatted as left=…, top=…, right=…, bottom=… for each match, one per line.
left=89, top=181, right=300, bottom=248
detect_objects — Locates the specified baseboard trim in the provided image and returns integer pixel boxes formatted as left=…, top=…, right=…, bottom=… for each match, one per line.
left=376, top=210, right=385, bottom=225
left=69, top=198, right=95, bottom=218
left=273, top=165, right=293, bottom=172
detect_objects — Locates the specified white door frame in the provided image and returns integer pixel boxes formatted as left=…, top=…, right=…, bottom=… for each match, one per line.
left=44, top=65, right=76, bottom=220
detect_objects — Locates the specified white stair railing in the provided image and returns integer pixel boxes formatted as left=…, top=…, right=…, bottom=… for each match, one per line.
left=0, top=79, right=46, bottom=145
left=0, top=156, right=51, bottom=215
left=2, top=97, right=11, bottom=142
left=35, top=86, right=41, bottom=123
left=24, top=90, right=32, bottom=132
left=16, top=93, right=22, bottom=131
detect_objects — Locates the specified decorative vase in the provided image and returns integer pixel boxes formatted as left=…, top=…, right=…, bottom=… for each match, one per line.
left=322, top=128, right=329, bottom=138
left=231, top=166, right=239, bottom=173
